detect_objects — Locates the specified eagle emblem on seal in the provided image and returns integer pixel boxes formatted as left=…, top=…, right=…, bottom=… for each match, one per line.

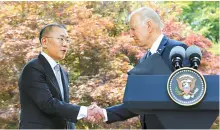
left=176, top=75, right=198, bottom=99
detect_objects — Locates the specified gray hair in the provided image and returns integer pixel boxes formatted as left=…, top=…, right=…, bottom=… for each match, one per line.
left=127, top=7, right=164, bottom=29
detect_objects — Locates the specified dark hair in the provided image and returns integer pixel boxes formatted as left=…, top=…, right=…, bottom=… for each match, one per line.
left=39, top=23, right=66, bottom=45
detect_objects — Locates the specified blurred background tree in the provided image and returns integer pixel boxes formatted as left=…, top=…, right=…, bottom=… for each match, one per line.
left=179, top=1, right=219, bottom=43
left=0, top=1, right=219, bottom=129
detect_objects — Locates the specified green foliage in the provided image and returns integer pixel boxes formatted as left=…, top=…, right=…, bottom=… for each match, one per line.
left=179, top=1, right=219, bottom=43
left=208, top=43, right=220, bottom=55
left=86, top=1, right=145, bottom=36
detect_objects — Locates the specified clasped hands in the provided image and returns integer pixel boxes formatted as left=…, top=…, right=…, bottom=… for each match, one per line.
left=84, top=103, right=105, bottom=123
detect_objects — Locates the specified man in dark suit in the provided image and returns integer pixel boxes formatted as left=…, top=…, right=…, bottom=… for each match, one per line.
left=86, top=7, right=188, bottom=129
left=18, top=23, right=104, bottom=129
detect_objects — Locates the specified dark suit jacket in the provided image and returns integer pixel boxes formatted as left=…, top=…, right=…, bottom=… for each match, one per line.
left=106, top=36, right=188, bottom=129
left=18, top=54, right=80, bottom=129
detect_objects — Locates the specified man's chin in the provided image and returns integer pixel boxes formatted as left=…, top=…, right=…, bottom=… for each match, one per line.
left=56, top=55, right=66, bottom=61
left=60, top=56, right=66, bottom=60
left=137, top=44, right=148, bottom=49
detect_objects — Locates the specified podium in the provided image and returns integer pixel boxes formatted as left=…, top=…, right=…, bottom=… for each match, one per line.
left=123, top=53, right=219, bottom=129
left=123, top=75, right=219, bottom=129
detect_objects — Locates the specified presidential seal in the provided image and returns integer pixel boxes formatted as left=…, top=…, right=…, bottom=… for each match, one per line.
left=167, top=67, right=206, bottom=106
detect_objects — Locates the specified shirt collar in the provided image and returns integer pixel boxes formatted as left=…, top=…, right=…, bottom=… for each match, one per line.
left=150, top=34, right=164, bottom=54
left=41, top=52, right=58, bottom=69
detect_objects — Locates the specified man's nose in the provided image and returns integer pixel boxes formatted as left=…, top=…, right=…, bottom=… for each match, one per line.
left=62, top=40, right=68, bottom=46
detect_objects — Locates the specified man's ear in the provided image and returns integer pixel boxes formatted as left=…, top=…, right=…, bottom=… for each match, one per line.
left=41, top=38, right=47, bottom=49
left=146, top=20, right=153, bottom=33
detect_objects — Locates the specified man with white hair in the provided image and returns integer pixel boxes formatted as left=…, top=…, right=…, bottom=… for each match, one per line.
left=85, top=7, right=188, bottom=129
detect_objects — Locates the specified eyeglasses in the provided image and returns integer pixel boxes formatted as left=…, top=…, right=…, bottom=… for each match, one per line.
left=45, top=36, right=72, bottom=44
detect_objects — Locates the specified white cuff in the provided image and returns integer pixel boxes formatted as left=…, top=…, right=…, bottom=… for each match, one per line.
left=102, top=109, right=108, bottom=122
left=77, top=106, right=87, bottom=120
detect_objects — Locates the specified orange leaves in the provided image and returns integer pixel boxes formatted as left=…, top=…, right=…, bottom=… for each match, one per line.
left=182, top=32, right=217, bottom=74
left=99, top=18, right=114, bottom=29
left=77, top=9, right=93, bottom=19
left=161, top=16, right=218, bottom=75
left=25, top=47, right=40, bottom=61
left=162, top=20, right=186, bottom=41
left=184, top=33, right=212, bottom=49
left=90, top=75, right=128, bottom=106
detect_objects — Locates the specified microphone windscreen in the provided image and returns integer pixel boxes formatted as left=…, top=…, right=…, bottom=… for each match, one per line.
left=186, top=45, right=202, bottom=59
left=169, top=46, right=186, bottom=60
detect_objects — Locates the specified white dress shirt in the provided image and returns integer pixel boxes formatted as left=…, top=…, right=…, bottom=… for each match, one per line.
left=150, top=34, right=164, bottom=54
left=41, top=52, right=59, bottom=78
left=41, top=52, right=88, bottom=120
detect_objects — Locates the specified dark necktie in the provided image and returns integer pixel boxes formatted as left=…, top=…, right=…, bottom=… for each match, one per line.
left=145, top=49, right=152, bottom=59
left=139, top=49, right=152, bottom=63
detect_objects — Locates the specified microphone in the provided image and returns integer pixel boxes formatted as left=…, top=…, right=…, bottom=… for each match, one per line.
left=186, top=45, right=202, bottom=69
left=169, top=46, right=186, bottom=70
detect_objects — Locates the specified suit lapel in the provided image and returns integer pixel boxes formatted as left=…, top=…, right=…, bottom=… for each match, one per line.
left=139, top=35, right=169, bottom=63
left=38, top=54, right=63, bottom=100
left=157, top=36, right=174, bottom=71
left=157, top=35, right=169, bottom=55
left=60, top=67, right=69, bottom=102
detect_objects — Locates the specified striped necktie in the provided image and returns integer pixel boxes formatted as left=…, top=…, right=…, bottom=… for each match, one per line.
left=54, top=64, right=64, bottom=100
left=145, top=49, right=152, bottom=59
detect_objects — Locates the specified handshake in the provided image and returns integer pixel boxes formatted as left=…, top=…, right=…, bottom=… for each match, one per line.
left=83, top=103, right=106, bottom=123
